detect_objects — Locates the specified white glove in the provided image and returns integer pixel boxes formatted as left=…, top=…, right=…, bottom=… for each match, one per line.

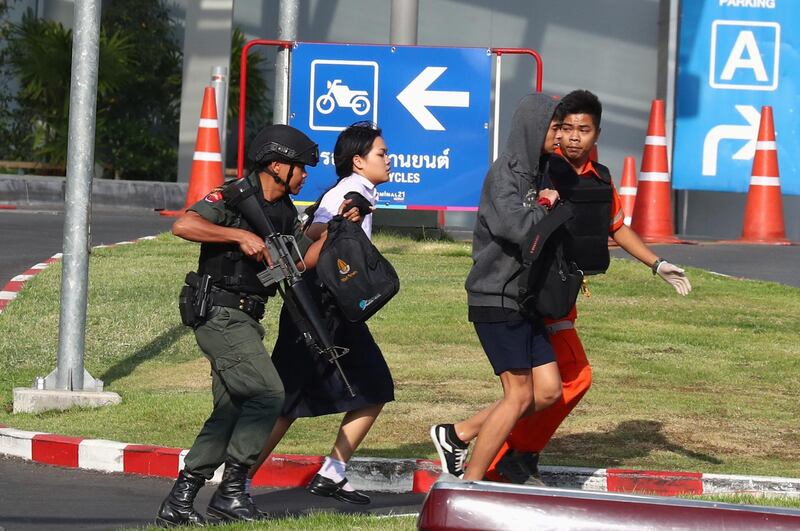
left=656, top=261, right=692, bottom=296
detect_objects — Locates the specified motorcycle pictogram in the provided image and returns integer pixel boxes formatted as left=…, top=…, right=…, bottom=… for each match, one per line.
left=315, top=79, right=371, bottom=116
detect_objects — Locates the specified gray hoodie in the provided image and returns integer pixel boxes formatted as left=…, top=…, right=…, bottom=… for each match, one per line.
left=465, top=93, right=559, bottom=311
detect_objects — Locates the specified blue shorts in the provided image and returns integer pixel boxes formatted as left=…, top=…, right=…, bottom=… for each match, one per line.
left=474, top=320, right=556, bottom=375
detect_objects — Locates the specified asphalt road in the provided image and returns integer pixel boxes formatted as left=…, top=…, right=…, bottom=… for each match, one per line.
left=0, top=456, right=423, bottom=531
left=0, top=206, right=175, bottom=288
left=611, top=241, right=800, bottom=287
left=3, top=205, right=798, bottom=288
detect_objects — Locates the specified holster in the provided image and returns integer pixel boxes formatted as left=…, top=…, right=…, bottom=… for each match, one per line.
left=178, top=272, right=212, bottom=327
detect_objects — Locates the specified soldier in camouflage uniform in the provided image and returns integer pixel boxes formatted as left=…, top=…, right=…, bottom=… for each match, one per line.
left=156, top=125, right=320, bottom=526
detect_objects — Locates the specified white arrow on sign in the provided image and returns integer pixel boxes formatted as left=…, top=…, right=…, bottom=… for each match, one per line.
left=702, top=105, right=761, bottom=176
left=396, top=66, right=470, bottom=131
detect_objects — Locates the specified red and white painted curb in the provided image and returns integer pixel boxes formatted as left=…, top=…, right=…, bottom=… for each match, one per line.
left=0, top=236, right=157, bottom=314
left=0, top=255, right=60, bottom=313
left=2, top=426, right=799, bottom=497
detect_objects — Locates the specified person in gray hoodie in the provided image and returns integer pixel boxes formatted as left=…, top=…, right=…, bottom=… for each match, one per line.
left=430, top=93, right=564, bottom=482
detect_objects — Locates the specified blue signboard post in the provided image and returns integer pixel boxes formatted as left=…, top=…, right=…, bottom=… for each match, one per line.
left=673, top=1, right=800, bottom=196
left=289, top=42, right=492, bottom=209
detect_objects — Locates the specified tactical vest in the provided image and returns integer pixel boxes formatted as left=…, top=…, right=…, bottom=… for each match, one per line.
left=198, top=193, right=297, bottom=296
left=546, top=155, right=613, bottom=275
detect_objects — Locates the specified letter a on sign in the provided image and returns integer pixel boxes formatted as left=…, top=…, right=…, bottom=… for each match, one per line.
left=710, top=20, right=780, bottom=91
left=720, top=31, right=768, bottom=82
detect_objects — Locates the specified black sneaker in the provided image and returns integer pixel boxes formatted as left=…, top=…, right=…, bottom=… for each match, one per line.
left=495, top=450, right=545, bottom=486
left=430, top=424, right=469, bottom=478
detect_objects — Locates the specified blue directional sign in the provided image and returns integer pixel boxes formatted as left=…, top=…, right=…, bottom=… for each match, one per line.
left=289, top=42, right=492, bottom=209
left=673, top=1, right=800, bottom=195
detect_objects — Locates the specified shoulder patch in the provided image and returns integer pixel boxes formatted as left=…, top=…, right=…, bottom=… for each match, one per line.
left=204, top=190, right=223, bottom=203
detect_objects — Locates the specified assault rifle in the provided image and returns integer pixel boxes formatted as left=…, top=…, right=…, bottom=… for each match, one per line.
left=221, top=178, right=355, bottom=397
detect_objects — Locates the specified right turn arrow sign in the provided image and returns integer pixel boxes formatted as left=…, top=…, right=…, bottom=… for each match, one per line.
left=702, top=105, right=761, bottom=176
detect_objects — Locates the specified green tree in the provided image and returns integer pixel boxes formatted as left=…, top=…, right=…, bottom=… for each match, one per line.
left=99, top=0, right=182, bottom=180
left=0, top=2, right=179, bottom=180
left=0, top=5, right=272, bottom=181
left=1, top=8, right=136, bottom=172
left=7, top=12, right=75, bottom=163
left=0, top=1, right=22, bottom=161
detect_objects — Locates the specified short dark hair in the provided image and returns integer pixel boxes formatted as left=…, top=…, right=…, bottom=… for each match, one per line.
left=333, top=121, right=383, bottom=178
left=555, top=89, right=602, bottom=128
left=303, top=122, right=383, bottom=227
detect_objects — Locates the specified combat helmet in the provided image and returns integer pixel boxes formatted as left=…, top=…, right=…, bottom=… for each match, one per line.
left=247, top=124, right=319, bottom=170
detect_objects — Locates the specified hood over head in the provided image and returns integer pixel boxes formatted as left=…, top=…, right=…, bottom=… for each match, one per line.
left=502, top=92, right=560, bottom=177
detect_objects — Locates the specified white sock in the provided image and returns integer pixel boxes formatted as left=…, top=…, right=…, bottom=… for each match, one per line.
left=245, top=478, right=252, bottom=494
left=318, top=457, right=354, bottom=491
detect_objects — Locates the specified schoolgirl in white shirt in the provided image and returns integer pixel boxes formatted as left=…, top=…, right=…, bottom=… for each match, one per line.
left=249, top=122, right=394, bottom=505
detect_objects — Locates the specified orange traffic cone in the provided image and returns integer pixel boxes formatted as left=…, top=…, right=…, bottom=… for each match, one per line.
left=739, top=106, right=790, bottom=245
left=161, top=87, right=225, bottom=216
left=630, top=99, right=681, bottom=243
left=619, top=156, right=637, bottom=226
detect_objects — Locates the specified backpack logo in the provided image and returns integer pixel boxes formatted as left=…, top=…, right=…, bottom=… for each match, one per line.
left=336, top=257, right=358, bottom=282
left=358, top=293, right=382, bottom=310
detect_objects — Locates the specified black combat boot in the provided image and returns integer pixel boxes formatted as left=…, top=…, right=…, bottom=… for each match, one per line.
left=156, top=469, right=207, bottom=527
left=206, top=459, right=267, bottom=522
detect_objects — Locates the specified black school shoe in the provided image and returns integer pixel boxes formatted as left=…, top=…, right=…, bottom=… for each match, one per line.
left=307, top=474, right=371, bottom=505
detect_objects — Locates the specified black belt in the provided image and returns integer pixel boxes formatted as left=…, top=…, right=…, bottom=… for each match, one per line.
left=209, top=290, right=265, bottom=321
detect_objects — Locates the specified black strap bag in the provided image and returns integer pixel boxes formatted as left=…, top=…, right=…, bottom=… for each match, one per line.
left=517, top=202, right=584, bottom=320
left=317, top=215, right=400, bottom=322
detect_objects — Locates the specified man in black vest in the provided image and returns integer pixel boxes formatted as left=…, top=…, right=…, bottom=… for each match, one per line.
left=156, top=125, right=322, bottom=526
left=554, top=89, right=691, bottom=289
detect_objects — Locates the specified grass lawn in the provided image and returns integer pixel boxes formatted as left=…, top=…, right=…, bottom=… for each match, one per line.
left=135, top=513, right=416, bottom=530
left=1, top=232, right=798, bottom=479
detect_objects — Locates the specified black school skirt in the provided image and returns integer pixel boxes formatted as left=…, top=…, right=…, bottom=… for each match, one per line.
left=271, top=277, right=395, bottom=418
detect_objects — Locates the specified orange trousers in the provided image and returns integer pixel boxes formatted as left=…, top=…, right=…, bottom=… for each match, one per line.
left=486, top=307, right=592, bottom=478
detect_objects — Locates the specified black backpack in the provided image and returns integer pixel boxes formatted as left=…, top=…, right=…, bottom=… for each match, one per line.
left=317, top=216, right=400, bottom=322
left=517, top=202, right=584, bottom=320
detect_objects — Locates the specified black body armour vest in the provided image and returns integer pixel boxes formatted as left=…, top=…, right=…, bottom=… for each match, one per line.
left=544, top=155, right=613, bottom=275
left=197, top=192, right=298, bottom=296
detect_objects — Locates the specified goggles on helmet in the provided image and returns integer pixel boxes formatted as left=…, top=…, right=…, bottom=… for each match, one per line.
left=252, top=141, right=319, bottom=167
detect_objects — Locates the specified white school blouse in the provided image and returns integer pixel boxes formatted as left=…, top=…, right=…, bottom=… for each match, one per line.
left=312, top=173, right=377, bottom=239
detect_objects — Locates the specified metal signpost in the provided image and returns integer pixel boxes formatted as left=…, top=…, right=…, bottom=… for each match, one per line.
left=211, top=66, right=229, bottom=163
left=51, top=0, right=104, bottom=393
left=288, top=42, right=492, bottom=211
left=273, top=0, right=298, bottom=125
left=673, top=1, right=799, bottom=196
left=16, top=0, right=121, bottom=413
